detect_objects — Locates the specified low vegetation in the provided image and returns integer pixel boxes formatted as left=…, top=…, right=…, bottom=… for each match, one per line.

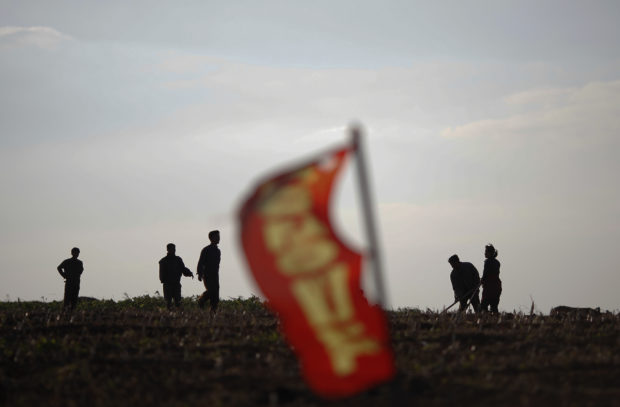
left=1, top=296, right=618, bottom=406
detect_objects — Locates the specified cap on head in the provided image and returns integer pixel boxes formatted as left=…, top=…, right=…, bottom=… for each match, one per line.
left=448, top=254, right=459, bottom=264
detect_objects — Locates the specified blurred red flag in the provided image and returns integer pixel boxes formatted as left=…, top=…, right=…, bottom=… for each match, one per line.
left=238, top=143, right=395, bottom=398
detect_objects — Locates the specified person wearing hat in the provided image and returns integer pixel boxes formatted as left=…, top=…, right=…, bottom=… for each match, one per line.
left=159, top=243, right=194, bottom=309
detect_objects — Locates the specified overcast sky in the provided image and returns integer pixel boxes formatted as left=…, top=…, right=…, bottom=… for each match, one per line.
left=1, top=1, right=619, bottom=313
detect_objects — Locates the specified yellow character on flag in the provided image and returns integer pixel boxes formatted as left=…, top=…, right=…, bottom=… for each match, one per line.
left=292, top=263, right=381, bottom=375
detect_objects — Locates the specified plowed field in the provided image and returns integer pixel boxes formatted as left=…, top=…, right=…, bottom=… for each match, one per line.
left=1, top=297, right=618, bottom=406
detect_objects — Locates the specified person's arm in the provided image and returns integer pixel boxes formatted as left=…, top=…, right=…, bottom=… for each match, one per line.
left=481, top=261, right=488, bottom=284
left=159, top=260, right=165, bottom=284
left=179, top=258, right=194, bottom=278
left=197, top=248, right=208, bottom=281
left=79, top=260, right=84, bottom=275
left=57, top=262, right=66, bottom=279
left=472, top=265, right=481, bottom=286
left=450, top=272, right=459, bottom=300
left=215, top=248, right=221, bottom=270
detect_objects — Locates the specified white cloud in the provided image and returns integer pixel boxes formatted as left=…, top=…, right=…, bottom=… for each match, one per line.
left=504, top=87, right=573, bottom=107
left=441, top=80, right=620, bottom=141
left=152, top=57, right=521, bottom=152
left=0, top=26, right=73, bottom=50
left=156, top=53, right=218, bottom=74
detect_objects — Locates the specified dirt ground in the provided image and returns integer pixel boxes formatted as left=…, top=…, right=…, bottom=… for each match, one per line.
left=1, top=297, right=618, bottom=406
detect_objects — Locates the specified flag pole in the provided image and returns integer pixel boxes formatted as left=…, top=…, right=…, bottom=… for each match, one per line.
left=350, top=125, right=388, bottom=309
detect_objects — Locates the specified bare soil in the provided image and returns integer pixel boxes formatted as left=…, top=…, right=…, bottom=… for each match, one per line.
left=1, top=297, right=618, bottom=406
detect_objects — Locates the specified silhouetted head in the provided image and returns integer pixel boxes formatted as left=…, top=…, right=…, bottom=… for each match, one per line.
left=71, top=247, right=80, bottom=258
left=485, top=244, right=498, bottom=259
left=166, top=243, right=176, bottom=255
left=209, top=230, right=220, bottom=245
left=448, top=254, right=460, bottom=269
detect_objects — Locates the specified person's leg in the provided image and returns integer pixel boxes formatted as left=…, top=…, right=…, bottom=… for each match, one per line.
left=163, top=284, right=172, bottom=309
left=63, top=283, right=71, bottom=309
left=459, top=299, right=468, bottom=311
left=490, top=298, right=499, bottom=313
left=208, top=281, right=220, bottom=313
left=480, top=297, right=489, bottom=312
left=71, top=281, right=80, bottom=309
left=65, top=282, right=79, bottom=310
left=198, top=291, right=207, bottom=308
left=470, top=293, right=480, bottom=313
left=173, top=284, right=181, bottom=307
left=198, top=280, right=209, bottom=308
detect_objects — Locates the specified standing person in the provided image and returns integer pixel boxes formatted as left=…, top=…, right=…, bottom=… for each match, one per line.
left=480, top=244, right=502, bottom=313
left=159, top=243, right=194, bottom=309
left=448, top=254, right=481, bottom=312
left=196, top=230, right=221, bottom=314
left=57, top=247, right=84, bottom=310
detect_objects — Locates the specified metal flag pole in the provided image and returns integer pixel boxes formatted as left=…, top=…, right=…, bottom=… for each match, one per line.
left=350, top=125, right=388, bottom=309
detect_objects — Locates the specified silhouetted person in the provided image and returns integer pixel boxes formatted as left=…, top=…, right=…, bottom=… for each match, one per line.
left=197, top=230, right=221, bottom=313
left=159, top=243, right=193, bottom=309
left=57, top=247, right=84, bottom=310
left=448, top=254, right=480, bottom=312
left=480, top=244, right=502, bottom=313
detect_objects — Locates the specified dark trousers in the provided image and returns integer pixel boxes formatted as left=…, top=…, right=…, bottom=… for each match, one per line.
left=163, top=283, right=181, bottom=309
left=198, top=279, right=219, bottom=312
left=64, top=280, right=80, bottom=309
left=481, top=282, right=502, bottom=313
left=481, top=297, right=500, bottom=313
left=459, top=292, right=480, bottom=312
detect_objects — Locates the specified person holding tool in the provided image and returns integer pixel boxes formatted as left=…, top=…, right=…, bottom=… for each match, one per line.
left=448, top=254, right=480, bottom=312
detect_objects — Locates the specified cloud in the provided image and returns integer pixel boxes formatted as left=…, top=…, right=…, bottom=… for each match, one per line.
left=433, top=81, right=620, bottom=220
left=153, top=56, right=517, bottom=151
left=0, top=26, right=73, bottom=50
left=504, top=87, right=574, bottom=107
left=441, top=80, right=620, bottom=141
left=156, top=53, right=218, bottom=74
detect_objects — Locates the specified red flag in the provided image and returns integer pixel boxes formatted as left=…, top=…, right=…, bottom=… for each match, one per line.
left=238, top=143, right=395, bottom=398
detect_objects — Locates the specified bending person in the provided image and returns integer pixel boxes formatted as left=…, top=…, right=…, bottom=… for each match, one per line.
left=448, top=254, right=480, bottom=312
